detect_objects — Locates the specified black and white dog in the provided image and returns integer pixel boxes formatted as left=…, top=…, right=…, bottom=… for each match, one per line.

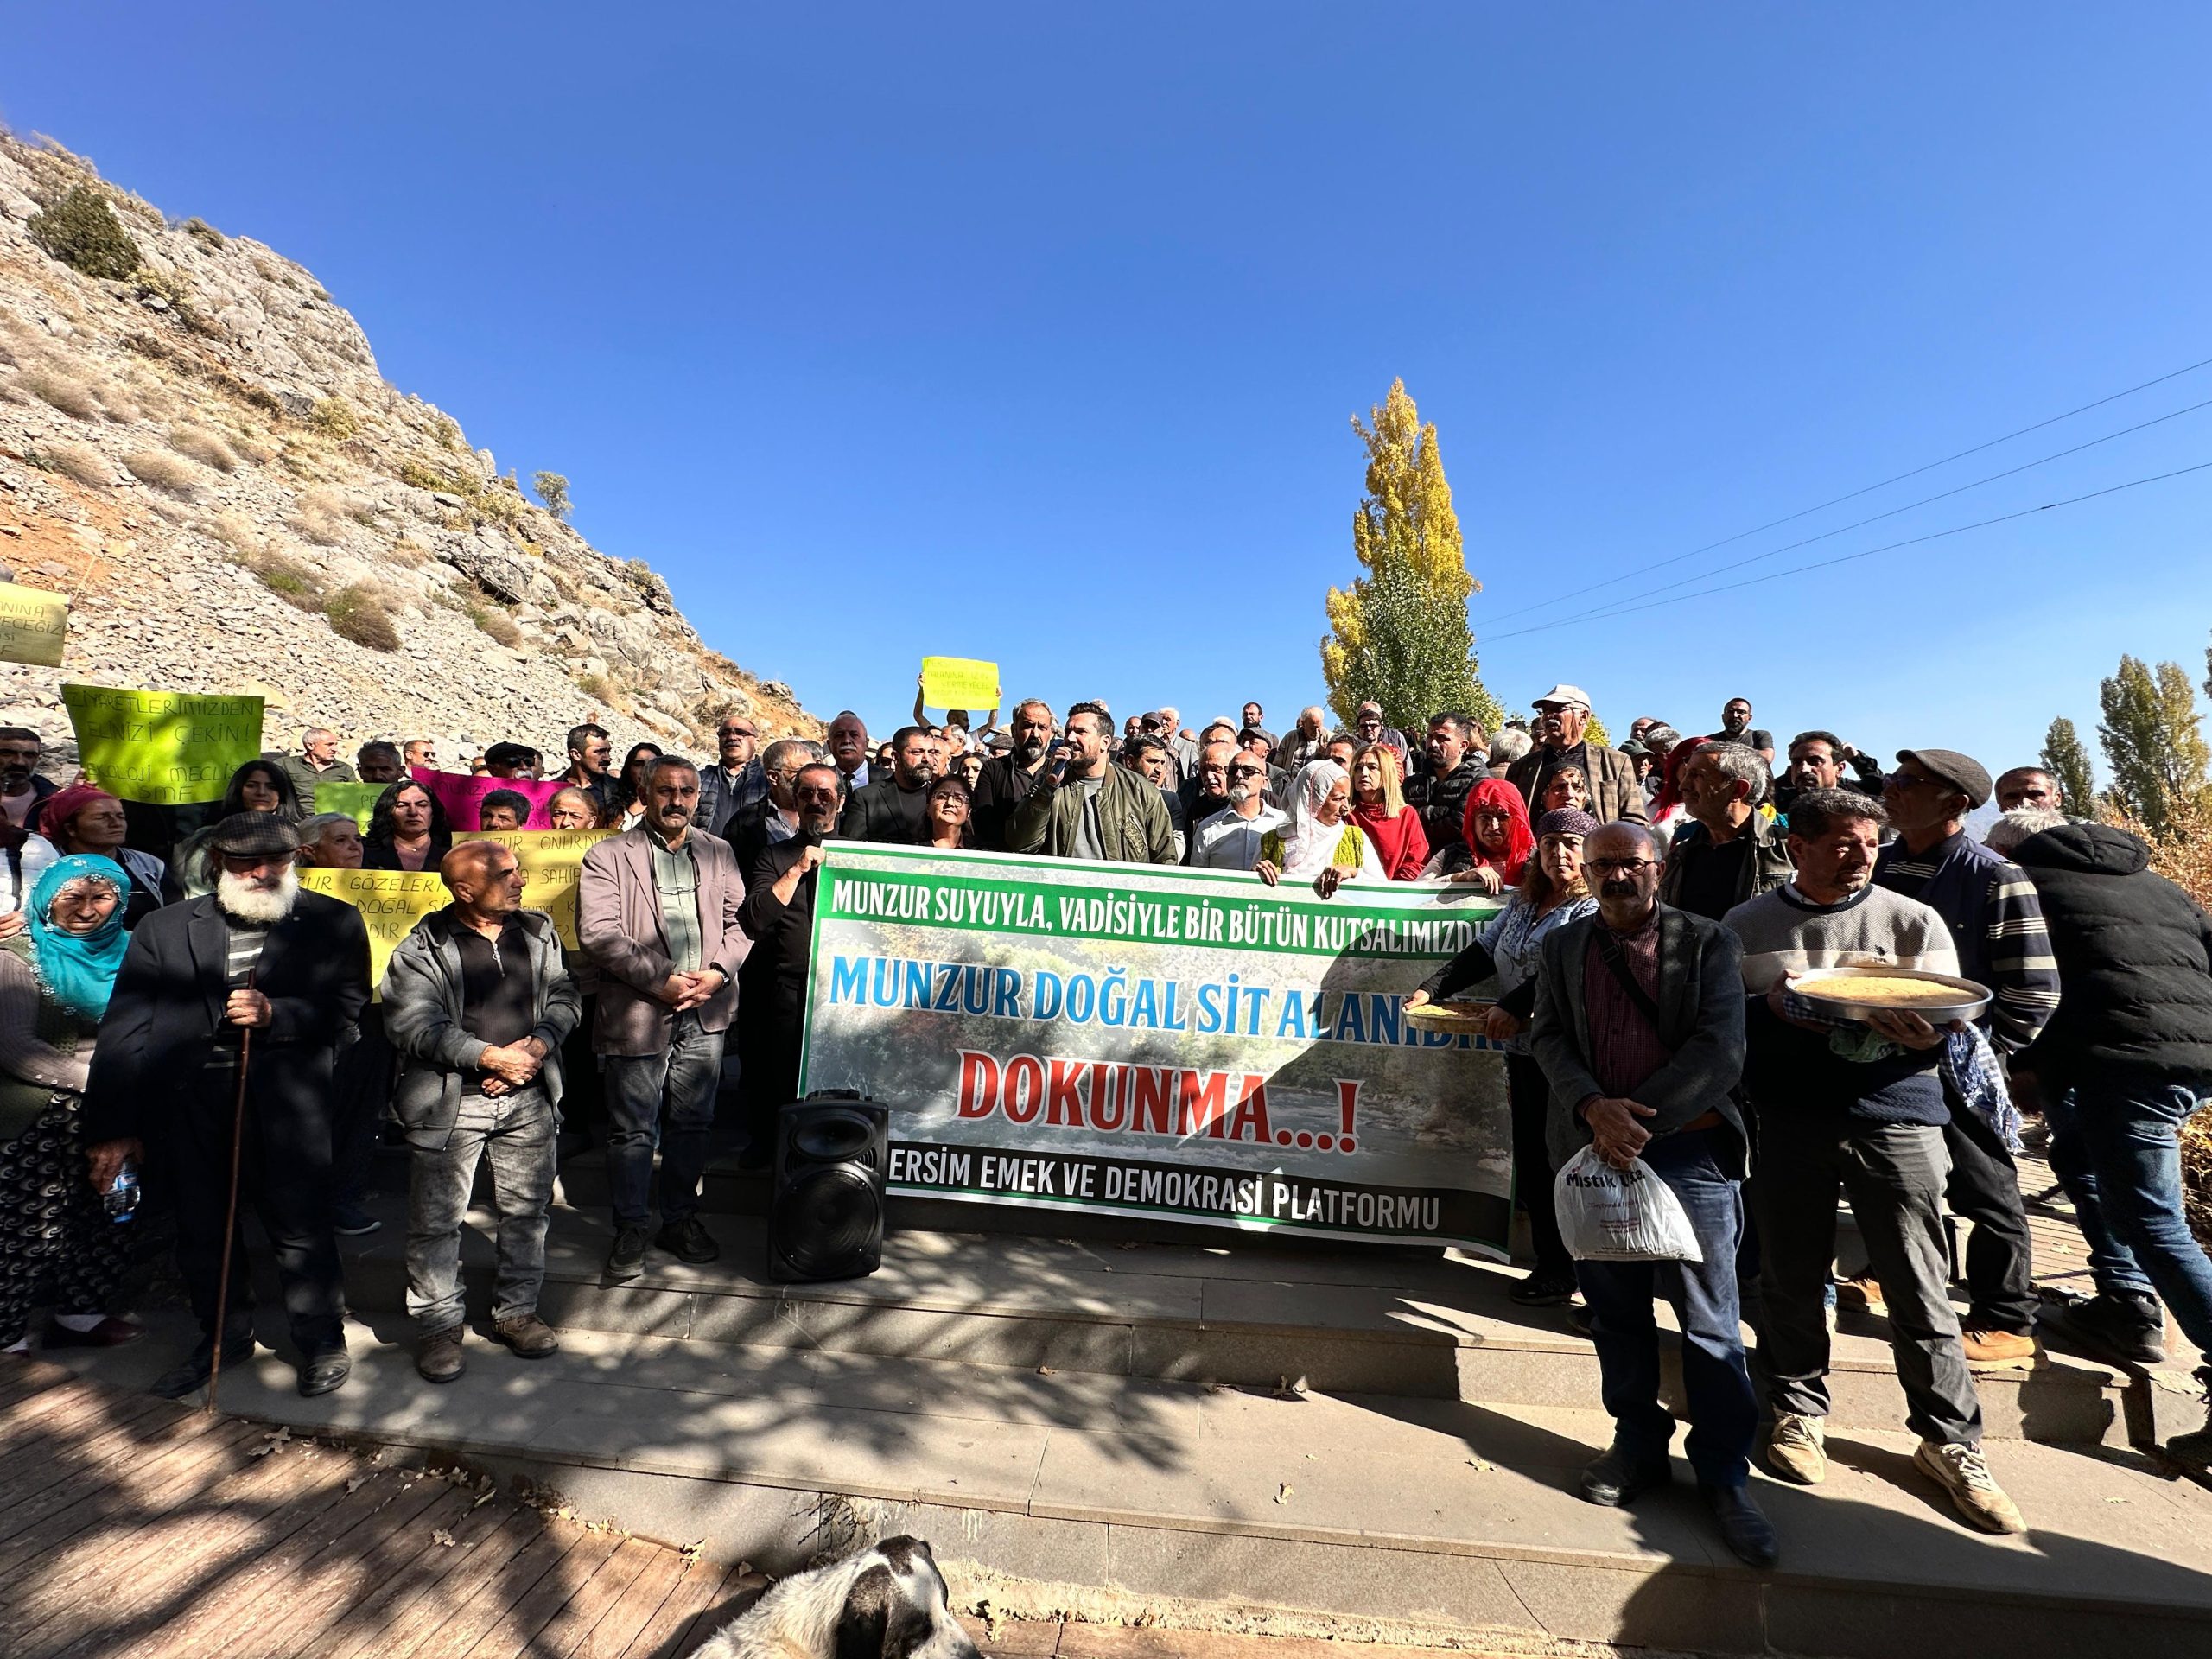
left=693, top=1536, right=982, bottom=1659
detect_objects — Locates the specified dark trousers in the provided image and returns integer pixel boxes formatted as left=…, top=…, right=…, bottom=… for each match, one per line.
left=1573, top=1130, right=1758, bottom=1487
left=601, top=1013, right=722, bottom=1227
left=1753, top=1116, right=1981, bottom=1446
left=1942, top=1107, right=2037, bottom=1334
left=330, top=1007, right=391, bottom=1209
left=736, top=999, right=802, bottom=1154
left=163, top=1085, right=346, bottom=1360
left=1505, top=1053, right=1572, bottom=1279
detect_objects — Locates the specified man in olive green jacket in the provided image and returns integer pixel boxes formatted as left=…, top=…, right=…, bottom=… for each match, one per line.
left=1007, top=702, right=1178, bottom=865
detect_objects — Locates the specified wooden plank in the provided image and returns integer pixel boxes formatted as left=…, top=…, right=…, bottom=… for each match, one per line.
left=460, top=1527, right=626, bottom=1659
left=297, top=1485, right=526, bottom=1659
left=150, top=1462, right=422, bottom=1659
left=0, top=1355, right=79, bottom=1409
left=227, top=1479, right=474, bottom=1659
left=0, top=1402, right=237, bottom=1553
left=0, top=1417, right=265, bottom=1597
left=387, top=1517, right=582, bottom=1659
left=621, top=1559, right=735, bottom=1659
left=5, top=1434, right=357, bottom=1657
left=319, top=1503, right=550, bottom=1659
left=660, top=1563, right=751, bottom=1659
left=574, top=1548, right=691, bottom=1659
left=0, top=1374, right=107, bottom=1452
left=0, top=1389, right=179, bottom=1498
left=528, top=1537, right=661, bottom=1659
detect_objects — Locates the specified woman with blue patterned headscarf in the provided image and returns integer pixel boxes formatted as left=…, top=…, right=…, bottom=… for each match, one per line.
left=0, top=855, right=141, bottom=1352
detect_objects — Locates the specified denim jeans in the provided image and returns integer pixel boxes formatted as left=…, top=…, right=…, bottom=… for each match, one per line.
left=601, top=1013, right=723, bottom=1228
left=1573, top=1129, right=1759, bottom=1488
left=405, top=1084, right=556, bottom=1335
left=2049, top=1078, right=2212, bottom=1367
left=1752, top=1116, right=1983, bottom=1446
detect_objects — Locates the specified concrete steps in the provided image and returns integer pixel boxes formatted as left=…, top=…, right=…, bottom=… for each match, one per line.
left=333, top=1192, right=2139, bottom=1449
left=43, top=1305, right=2212, bottom=1659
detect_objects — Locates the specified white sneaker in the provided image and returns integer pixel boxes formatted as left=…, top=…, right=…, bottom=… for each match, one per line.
left=1914, top=1440, right=2026, bottom=1535
left=1765, top=1412, right=1827, bottom=1484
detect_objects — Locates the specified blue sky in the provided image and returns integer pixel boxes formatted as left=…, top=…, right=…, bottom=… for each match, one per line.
left=10, top=3, right=2210, bottom=779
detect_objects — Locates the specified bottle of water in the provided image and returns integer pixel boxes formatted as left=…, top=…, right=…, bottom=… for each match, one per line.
left=103, top=1158, right=138, bottom=1224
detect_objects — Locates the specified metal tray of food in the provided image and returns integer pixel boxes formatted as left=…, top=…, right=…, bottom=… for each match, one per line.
left=1404, top=998, right=1495, bottom=1033
left=1785, top=964, right=1993, bottom=1024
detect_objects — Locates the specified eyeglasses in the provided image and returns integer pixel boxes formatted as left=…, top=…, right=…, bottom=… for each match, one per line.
left=1586, top=857, right=1656, bottom=875
left=794, top=787, right=841, bottom=804
left=1227, top=764, right=1265, bottom=779
left=722, top=728, right=758, bottom=741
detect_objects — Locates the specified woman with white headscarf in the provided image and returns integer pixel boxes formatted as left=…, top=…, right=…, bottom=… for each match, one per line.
left=1255, top=760, right=1385, bottom=897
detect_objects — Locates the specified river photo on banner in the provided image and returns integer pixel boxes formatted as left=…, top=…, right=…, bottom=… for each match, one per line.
left=797, top=843, right=1513, bottom=1251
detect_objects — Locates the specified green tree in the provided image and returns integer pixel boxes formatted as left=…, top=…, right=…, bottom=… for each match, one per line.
left=532, top=471, right=571, bottom=519
left=2096, top=654, right=2211, bottom=835
left=28, top=186, right=141, bottom=280
left=2040, top=716, right=2096, bottom=817
left=1320, top=379, right=1501, bottom=735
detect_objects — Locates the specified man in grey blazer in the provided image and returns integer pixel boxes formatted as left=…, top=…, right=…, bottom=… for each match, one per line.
left=578, top=755, right=749, bottom=1280
left=1529, top=821, right=1771, bottom=1568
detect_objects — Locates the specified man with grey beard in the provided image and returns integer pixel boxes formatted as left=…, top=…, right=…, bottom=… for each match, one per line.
left=1187, top=745, right=1290, bottom=871
left=84, top=814, right=372, bottom=1402
left=971, top=698, right=1056, bottom=851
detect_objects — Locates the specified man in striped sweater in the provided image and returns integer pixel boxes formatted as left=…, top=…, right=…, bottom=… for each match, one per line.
left=1726, top=787, right=2025, bottom=1535
left=1874, top=748, right=2061, bottom=1370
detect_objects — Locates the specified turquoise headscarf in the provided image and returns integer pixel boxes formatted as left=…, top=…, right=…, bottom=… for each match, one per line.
left=27, top=854, right=132, bottom=1020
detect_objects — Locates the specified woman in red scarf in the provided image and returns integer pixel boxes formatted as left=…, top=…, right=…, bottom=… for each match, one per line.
left=1455, top=777, right=1535, bottom=894
left=1348, top=742, right=1428, bottom=880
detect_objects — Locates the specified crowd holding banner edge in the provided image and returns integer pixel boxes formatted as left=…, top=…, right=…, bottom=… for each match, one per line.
left=2, top=673, right=2210, bottom=1576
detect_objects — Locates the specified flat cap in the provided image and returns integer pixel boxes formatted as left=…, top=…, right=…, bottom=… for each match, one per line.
left=1896, top=748, right=1993, bottom=810
left=207, top=811, right=302, bottom=857
left=1531, top=683, right=1592, bottom=710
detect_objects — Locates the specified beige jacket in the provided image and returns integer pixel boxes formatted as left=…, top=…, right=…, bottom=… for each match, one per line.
left=577, top=827, right=749, bottom=1057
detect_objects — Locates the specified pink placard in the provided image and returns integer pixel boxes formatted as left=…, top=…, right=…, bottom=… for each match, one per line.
left=410, top=767, right=572, bottom=830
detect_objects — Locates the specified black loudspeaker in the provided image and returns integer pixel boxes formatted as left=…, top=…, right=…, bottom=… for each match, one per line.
left=766, top=1091, right=888, bottom=1282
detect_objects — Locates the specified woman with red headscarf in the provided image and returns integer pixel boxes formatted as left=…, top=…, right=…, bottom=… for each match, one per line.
left=1432, top=777, right=1535, bottom=894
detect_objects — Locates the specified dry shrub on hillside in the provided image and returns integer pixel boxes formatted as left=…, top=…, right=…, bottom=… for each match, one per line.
left=99, top=387, right=142, bottom=423
left=168, top=424, right=238, bottom=473
left=18, top=366, right=99, bottom=420
left=324, top=582, right=401, bottom=652
left=250, top=549, right=325, bottom=611
left=469, top=605, right=522, bottom=648
left=123, top=448, right=198, bottom=497
left=31, top=441, right=114, bottom=488
left=309, top=397, right=359, bottom=440
left=289, top=486, right=358, bottom=545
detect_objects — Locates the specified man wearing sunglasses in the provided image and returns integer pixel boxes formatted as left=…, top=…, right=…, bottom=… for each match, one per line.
left=1188, top=748, right=1290, bottom=871
left=695, top=713, right=766, bottom=842
left=737, top=764, right=847, bottom=1166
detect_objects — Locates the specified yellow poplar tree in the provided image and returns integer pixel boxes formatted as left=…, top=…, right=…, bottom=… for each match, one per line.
left=1321, top=379, right=1502, bottom=736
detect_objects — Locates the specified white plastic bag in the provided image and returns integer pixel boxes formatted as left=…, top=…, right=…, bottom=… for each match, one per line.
left=1553, top=1144, right=1704, bottom=1263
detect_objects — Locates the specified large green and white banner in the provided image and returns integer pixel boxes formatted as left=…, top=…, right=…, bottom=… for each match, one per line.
left=798, top=843, right=1512, bottom=1251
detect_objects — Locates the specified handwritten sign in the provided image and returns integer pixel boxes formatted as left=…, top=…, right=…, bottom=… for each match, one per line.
left=411, top=767, right=569, bottom=830
left=920, top=656, right=1000, bottom=712
left=61, top=684, right=264, bottom=805
left=298, top=868, right=447, bottom=997
left=0, top=582, right=67, bottom=667
left=454, top=827, right=615, bottom=949
left=313, top=780, right=390, bottom=833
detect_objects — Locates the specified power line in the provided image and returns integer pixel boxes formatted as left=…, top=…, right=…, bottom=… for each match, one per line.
left=1484, top=353, right=2212, bottom=626
left=1516, top=394, right=2212, bottom=621
left=1485, top=458, right=2212, bottom=643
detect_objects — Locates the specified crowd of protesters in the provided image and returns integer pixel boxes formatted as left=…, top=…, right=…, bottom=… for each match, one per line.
left=0, top=677, right=2209, bottom=1577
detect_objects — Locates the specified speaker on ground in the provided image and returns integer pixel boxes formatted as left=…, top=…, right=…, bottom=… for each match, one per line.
left=767, top=1091, right=888, bottom=1281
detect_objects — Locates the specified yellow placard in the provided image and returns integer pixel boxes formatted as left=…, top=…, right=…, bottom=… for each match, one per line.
left=61, top=683, right=264, bottom=805
left=298, top=868, right=448, bottom=998
left=0, top=582, right=67, bottom=667
left=919, top=656, right=1000, bottom=712
left=454, top=827, right=615, bottom=950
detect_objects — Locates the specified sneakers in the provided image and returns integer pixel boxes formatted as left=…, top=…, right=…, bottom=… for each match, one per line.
left=2040, top=1293, right=2167, bottom=1368
left=1765, top=1412, right=1827, bottom=1484
left=1508, top=1270, right=1579, bottom=1307
left=1961, top=1328, right=2039, bottom=1370
left=416, top=1325, right=466, bottom=1384
left=1914, top=1440, right=2026, bottom=1535
left=493, top=1313, right=560, bottom=1358
left=654, top=1217, right=721, bottom=1265
left=332, top=1204, right=382, bottom=1236
left=1834, top=1274, right=1887, bottom=1319
left=607, top=1226, right=649, bottom=1281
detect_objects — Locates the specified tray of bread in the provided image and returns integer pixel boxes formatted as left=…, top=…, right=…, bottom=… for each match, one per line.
left=1404, top=997, right=1495, bottom=1033
left=1785, top=965, right=1992, bottom=1024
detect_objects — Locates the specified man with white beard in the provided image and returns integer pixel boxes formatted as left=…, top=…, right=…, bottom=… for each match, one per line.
left=84, top=814, right=372, bottom=1401
left=1187, top=747, right=1292, bottom=871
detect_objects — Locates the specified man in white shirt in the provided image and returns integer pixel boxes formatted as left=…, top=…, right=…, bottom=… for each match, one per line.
left=1189, top=751, right=1289, bottom=871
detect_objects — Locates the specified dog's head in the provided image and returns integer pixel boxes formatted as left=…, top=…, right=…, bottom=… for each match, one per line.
left=833, top=1538, right=979, bottom=1659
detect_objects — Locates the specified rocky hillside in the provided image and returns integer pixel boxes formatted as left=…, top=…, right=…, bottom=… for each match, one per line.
left=0, top=130, right=817, bottom=774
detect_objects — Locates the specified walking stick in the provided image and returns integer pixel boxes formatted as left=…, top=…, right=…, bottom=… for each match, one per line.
left=205, top=969, right=255, bottom=1414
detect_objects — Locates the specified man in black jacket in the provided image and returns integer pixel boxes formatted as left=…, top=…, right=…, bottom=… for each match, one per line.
left=838, top=726, right=938, bottom=844
left=734, top=764, right=842, bottom=1166
left=1405, top=714, right=1486, bottom=858
left=970, top=700, right=1054, bottom=851
left=724, top=737, right=816, bottom=874
left=84, top=814, right=372, bottom=1400
left=2011, top=821, right=2212, bottom=1472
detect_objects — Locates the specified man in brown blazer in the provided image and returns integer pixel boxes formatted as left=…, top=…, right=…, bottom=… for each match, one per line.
left=1507, top=683, right=1649, bottom=827
left=578, top=755, right=749, bottom=1281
